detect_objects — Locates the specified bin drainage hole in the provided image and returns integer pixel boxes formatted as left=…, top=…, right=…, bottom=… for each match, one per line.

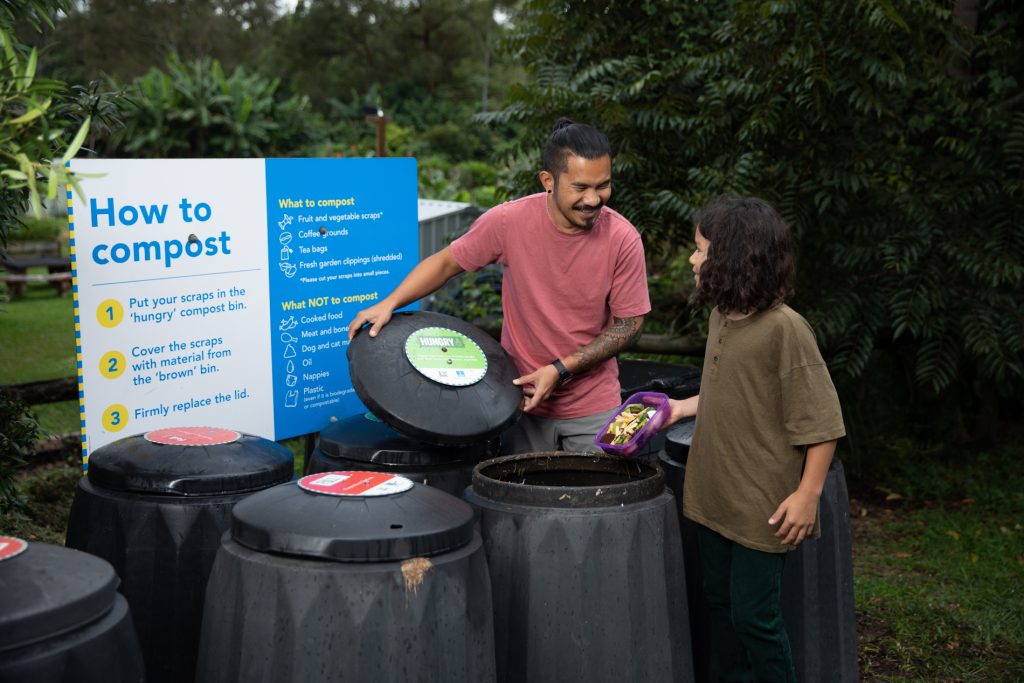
left=390, top=524, right=403, bottom=529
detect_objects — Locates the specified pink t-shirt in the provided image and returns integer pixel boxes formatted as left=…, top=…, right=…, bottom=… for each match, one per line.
left=450, top=192, right=650, bottom=419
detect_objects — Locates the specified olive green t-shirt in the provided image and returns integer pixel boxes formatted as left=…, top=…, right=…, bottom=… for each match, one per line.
left=683, top=305, right=846, bottom=553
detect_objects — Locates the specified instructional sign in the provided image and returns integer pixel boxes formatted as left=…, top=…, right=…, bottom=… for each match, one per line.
left=69, top=158, right=418, bottom=460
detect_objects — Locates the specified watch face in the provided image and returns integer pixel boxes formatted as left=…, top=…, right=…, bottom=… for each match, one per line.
left=553, top=359, right=572, bottom=386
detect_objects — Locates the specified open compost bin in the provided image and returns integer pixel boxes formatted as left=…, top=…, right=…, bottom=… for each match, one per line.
left=465, top=451, right=694, bottom=683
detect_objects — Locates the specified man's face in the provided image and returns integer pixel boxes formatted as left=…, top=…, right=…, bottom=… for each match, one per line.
left=541, top=154, right=612, bottom=232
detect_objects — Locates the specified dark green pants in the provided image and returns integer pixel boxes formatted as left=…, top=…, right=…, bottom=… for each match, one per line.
left=697, top=525, right=796, bottom=683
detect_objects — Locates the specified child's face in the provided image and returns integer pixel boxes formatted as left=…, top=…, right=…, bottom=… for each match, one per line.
left=689, top=226, right=709, bottom=285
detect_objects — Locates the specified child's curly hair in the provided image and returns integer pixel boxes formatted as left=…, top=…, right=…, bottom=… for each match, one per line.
left=692, top=196, right=795, bottom=314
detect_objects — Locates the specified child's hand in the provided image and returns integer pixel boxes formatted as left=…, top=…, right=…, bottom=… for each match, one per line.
left=663, top=396, right=699, bottom=429
left=768, top=488, right=820, bottom=546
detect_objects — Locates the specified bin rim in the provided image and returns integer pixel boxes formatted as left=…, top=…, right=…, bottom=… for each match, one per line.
left=470, top=451, right=664, bottom=508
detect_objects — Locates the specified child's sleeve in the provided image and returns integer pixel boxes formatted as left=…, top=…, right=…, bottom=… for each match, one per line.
left=779, top=318, right=846, bottom=446
left=780, top=363, right=846, bottom=446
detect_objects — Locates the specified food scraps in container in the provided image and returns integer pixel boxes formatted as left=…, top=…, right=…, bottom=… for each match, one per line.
left=600, top=403, right=657, bottom=445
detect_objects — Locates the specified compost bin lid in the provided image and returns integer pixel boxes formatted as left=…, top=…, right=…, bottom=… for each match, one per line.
left=0, top=538, right=119, bottom=652
left=663, top=418, right=696, bottom=463
left=347, top=311, right=521, bottom=445
left=86, top=428, right=294, bottom=495
left=618, top=359, right=702, bottom=401
left=318, top=412, right=500, bottom=465
left=231, top=471, right=476, bottom=562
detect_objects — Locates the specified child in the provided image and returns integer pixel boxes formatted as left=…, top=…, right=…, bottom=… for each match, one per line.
left=664, top=196, right=845, bottom=682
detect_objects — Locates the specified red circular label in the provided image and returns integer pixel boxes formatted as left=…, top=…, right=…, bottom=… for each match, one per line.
left=145, top=427, right=241, bottom=446
left=0, top=536, right=28, bottom=562
left=297, top=471, right=413, bottom=497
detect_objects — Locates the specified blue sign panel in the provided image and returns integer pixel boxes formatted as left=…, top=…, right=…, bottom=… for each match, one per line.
left=264, top=157, right=418, bottom=438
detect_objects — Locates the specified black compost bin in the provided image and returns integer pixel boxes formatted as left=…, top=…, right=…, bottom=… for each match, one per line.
left=659, top=423, right=859, bottom=682
left=196, top=470, right=495, bottom=683
left=617, top=359, right=701, bottom=460
left=658, top=418, right=711, bottom=683
left=465, top=452, right=694, bottom=683
left=617, top=359, right=702, bottom=400
left=306, top=412, right=499, bottom=495
left=0, top=537, right=145, bottom=683
left=65, top=427, right=294, bottom=683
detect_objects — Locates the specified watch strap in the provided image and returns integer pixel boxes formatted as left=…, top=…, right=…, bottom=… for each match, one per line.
left=552, top=358, right=573, bottom=386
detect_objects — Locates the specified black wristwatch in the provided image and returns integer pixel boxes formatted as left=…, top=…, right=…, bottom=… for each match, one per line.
left=551, top=358, right=573, bottom=386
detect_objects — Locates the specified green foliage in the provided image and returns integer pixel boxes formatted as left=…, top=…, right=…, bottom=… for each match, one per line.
left=487, top=0, right=1024, bottom=440
left=429, top=269, right=503, bottom=327
left=646, top=248, right=699, bottom=336
left=418, top=155, right=500, bottom=207
left=99, top=55, right=325, bottom=158
left=0, top=18, right=89, bottom=254
left=7, top=213, right=63, bottom=241
left=0, top=389, right=39, bottom=513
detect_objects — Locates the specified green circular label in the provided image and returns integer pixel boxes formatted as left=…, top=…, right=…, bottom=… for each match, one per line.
left=404, top=327, right=487, bottom=386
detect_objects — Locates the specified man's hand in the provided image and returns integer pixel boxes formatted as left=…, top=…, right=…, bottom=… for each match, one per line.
left=512, top=364, right=561, bottom=412
left=347, top=300, right=396, bottom=341
left=346, top=246, right=466, bottom=341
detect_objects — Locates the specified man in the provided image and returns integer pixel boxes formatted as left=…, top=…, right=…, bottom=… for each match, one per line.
left=348, top=118, right=650, bottom=453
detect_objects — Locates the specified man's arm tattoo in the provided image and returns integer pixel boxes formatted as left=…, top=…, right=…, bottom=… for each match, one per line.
left=571, top=316, right=644, bottom=374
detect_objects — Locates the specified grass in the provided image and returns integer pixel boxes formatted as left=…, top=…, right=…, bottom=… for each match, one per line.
left=5, top=462, right=81, bottom=545
left=0, top=284, right=77, bottom=384
left=851, top=447, right=1024, bottom=681
left=1, top=282, right=80, bottom=440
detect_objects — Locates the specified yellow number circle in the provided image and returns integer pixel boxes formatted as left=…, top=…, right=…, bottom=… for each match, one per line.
left=97, top=299, right=124, bottom=328
left=99, top=351, right=126, bottom=379
left=102, top=404, right=129, bottom=432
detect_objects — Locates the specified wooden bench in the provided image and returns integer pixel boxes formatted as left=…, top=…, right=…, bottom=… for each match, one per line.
left=5, top=239, right=63, bottom=259
left=1, top=271, right=73, bottom=298
left=1, top=252, right=73, bottom=299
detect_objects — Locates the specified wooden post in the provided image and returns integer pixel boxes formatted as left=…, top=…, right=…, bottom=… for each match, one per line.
left=364, top=108, right=389, bottom=157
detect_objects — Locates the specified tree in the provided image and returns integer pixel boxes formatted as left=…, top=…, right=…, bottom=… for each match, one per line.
left=28, top=0, right=282, bottom=85
left=485, top=0, right=1024, bottom=441
left=273, top=0, right=520, bottom=122
left=98, top=55, right=325, bottom=158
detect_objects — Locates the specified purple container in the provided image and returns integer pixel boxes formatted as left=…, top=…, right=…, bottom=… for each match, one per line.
left=595, top=391, right=670, bottom=457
